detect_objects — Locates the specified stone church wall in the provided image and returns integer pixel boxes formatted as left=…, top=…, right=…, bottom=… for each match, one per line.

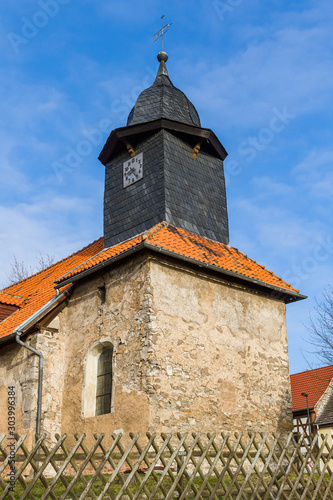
left=0, top=337, right=38, bottom=446
left=0, top=253, right=293, bottom=439
left=58, top=254, right=152, bottom=439
left=145, top=258, right=293, bottom=433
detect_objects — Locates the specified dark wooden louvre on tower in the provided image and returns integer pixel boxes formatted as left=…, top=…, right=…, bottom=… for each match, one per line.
left=99, top=52, right=229, bottom=248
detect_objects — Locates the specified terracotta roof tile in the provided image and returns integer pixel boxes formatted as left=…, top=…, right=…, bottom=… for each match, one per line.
left=0, top=222, right=302, bottom=342
left=56, top=222, right=300, bottom=295
left=0, top=292, right=27, bottom=307
left=0, top=238, right=103, bottom=340
left=290, top=365, right=333, bottom=411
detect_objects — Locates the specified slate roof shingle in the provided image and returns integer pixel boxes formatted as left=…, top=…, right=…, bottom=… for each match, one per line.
left=127, top=57, right=201, bottom=127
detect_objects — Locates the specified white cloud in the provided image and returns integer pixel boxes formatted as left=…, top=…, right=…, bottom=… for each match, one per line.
left=180, top=20, right=333, bottom=131
left=293, top=149, right=333, bottom=200
left=0, top=188, right=103, bottom=288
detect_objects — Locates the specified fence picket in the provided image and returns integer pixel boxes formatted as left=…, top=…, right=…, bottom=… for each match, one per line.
left=81, top=432, right=124, bottom=500
left=314, top=435, right=333, bottom=500
left=194, top=432, right=230, bottom=500
left=179, top=433, right=217, bottom=500
left=115, top=433, right=156, bottom=500
left=299, top=434, right=327, bottom=500
left=2, top=431, right=333, bottom=500
left=275, top=433, right=308, bottom=500
left=131, top=433, right=170, bottom=500
left=148, top=433, right=188, bottom=500
left=19, top=434, right=68, bottom=500
left=209, top=432, right=244, bottom=499
left=164, top=433, right=202, bottom=500
left=235, top=433, right=268, bottom=500
left=74, top=433, right=110, bottom=495
left=0, top=433, right=34, bottom=500
left=47, top=433, right=102, bottom=500
left=250, top=433, right=279, bottom=500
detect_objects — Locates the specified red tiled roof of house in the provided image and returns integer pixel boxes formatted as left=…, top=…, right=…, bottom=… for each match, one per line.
left=0, top=222, right=302, bottom=342
left=290, top=365, right=333, bottom=411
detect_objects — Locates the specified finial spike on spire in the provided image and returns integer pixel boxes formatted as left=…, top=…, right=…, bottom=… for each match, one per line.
left=153, top=15, right=173, bottom=53
left=156, top=51, right=169, bottom=78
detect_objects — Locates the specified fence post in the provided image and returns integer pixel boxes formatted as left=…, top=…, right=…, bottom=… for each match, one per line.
left=178, top=450, right=186, bottom=493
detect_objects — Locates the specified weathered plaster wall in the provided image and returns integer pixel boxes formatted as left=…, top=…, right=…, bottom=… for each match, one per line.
left=1, top=253, right=293, bottom=440
left=59, top=255, right=152, bottom=439
left=0, top=339, right=36, bottom=444
left=0, top=316, right=67, bottom=444
left=145, top=259, right=293, bottom=433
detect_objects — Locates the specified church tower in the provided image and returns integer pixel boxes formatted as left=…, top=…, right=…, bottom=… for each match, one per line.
left=99, top=52, right=229, bottom=247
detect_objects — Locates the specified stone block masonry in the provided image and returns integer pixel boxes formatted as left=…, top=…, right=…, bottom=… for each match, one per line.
left=0, top=252, right=293, bottom=440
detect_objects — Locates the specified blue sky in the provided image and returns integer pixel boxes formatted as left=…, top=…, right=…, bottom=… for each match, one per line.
left=0, top=0, right=332, bottom=374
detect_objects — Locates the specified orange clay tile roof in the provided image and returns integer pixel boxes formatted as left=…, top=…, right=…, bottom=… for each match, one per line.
left=0, top=222, right=302, bottom=342
left=56, top=222, right=300, bottom=295
left=0, top=292, right=27, bottom=307
left=290, top=365, right=333, bottom=411
left=0, top=238, right=103, bottom=341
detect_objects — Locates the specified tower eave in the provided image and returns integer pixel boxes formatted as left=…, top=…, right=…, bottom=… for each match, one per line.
left=98, top=118, right=228, bottom=166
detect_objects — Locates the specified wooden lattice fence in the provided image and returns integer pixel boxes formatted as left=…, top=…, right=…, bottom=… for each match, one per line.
left=1, top=431, right=333, bottom=499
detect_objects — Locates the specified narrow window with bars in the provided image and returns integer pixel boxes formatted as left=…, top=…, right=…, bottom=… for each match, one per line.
left=95, top=347, right=113, bottom=416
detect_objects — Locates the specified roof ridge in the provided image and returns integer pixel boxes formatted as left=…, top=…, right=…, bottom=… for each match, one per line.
left=0, top=291, right=26, bottom=300
left=228, top=245, right=297, bottom=291
left=142, top=221, right=169, bottom=241
left=57, top=224, right=170, bottom=285
left=54, top=242, right=114, bottom=284
left=291, top=365, right=333, bottom=376
left=1, top=237, right=104, bottom=293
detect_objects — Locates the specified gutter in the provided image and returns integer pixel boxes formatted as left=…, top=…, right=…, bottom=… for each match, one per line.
left=56, top=241, right=306, bottom=302
left=55, top=243, right=146, bottom=288
left=293, top=407, right=315, bottom=413
left=13, top=287, right=71, bottom=437
left=316, top=421, right=333, bottom=427
left=143, top=243, right=307, bottom=302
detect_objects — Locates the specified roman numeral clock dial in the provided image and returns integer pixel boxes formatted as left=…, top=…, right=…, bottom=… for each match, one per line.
left=123, top=153, right=143, bottom=188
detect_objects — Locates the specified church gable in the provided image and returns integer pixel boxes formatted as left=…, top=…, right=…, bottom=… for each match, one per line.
left=55, top=222, right=302, bottom=302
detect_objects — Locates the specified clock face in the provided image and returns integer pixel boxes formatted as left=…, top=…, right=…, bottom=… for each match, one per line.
left=123, top=153, right=143, bottom=188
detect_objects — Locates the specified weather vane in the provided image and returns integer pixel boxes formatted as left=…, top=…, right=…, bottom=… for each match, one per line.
left=153, top=15, right=173, bottom=52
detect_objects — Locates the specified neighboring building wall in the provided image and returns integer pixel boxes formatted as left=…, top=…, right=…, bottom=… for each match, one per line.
left=317, top=426, right=333, bottom=467
left=316, top=380, right=333, bottom=416
left=316, top=425, right=333, bottom=471
left=0, top=253, right=293, bottom=439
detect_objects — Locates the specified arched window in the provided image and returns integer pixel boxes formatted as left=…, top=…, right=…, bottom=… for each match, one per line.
left=82, top=339, right=114, bottom=418
left=96, top=347, right=113, bottom=416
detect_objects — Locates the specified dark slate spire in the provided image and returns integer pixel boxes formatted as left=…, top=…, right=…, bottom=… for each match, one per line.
left=127, top=52, right=201, bottom=127
left=101, top=51, right=229, bottom=248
